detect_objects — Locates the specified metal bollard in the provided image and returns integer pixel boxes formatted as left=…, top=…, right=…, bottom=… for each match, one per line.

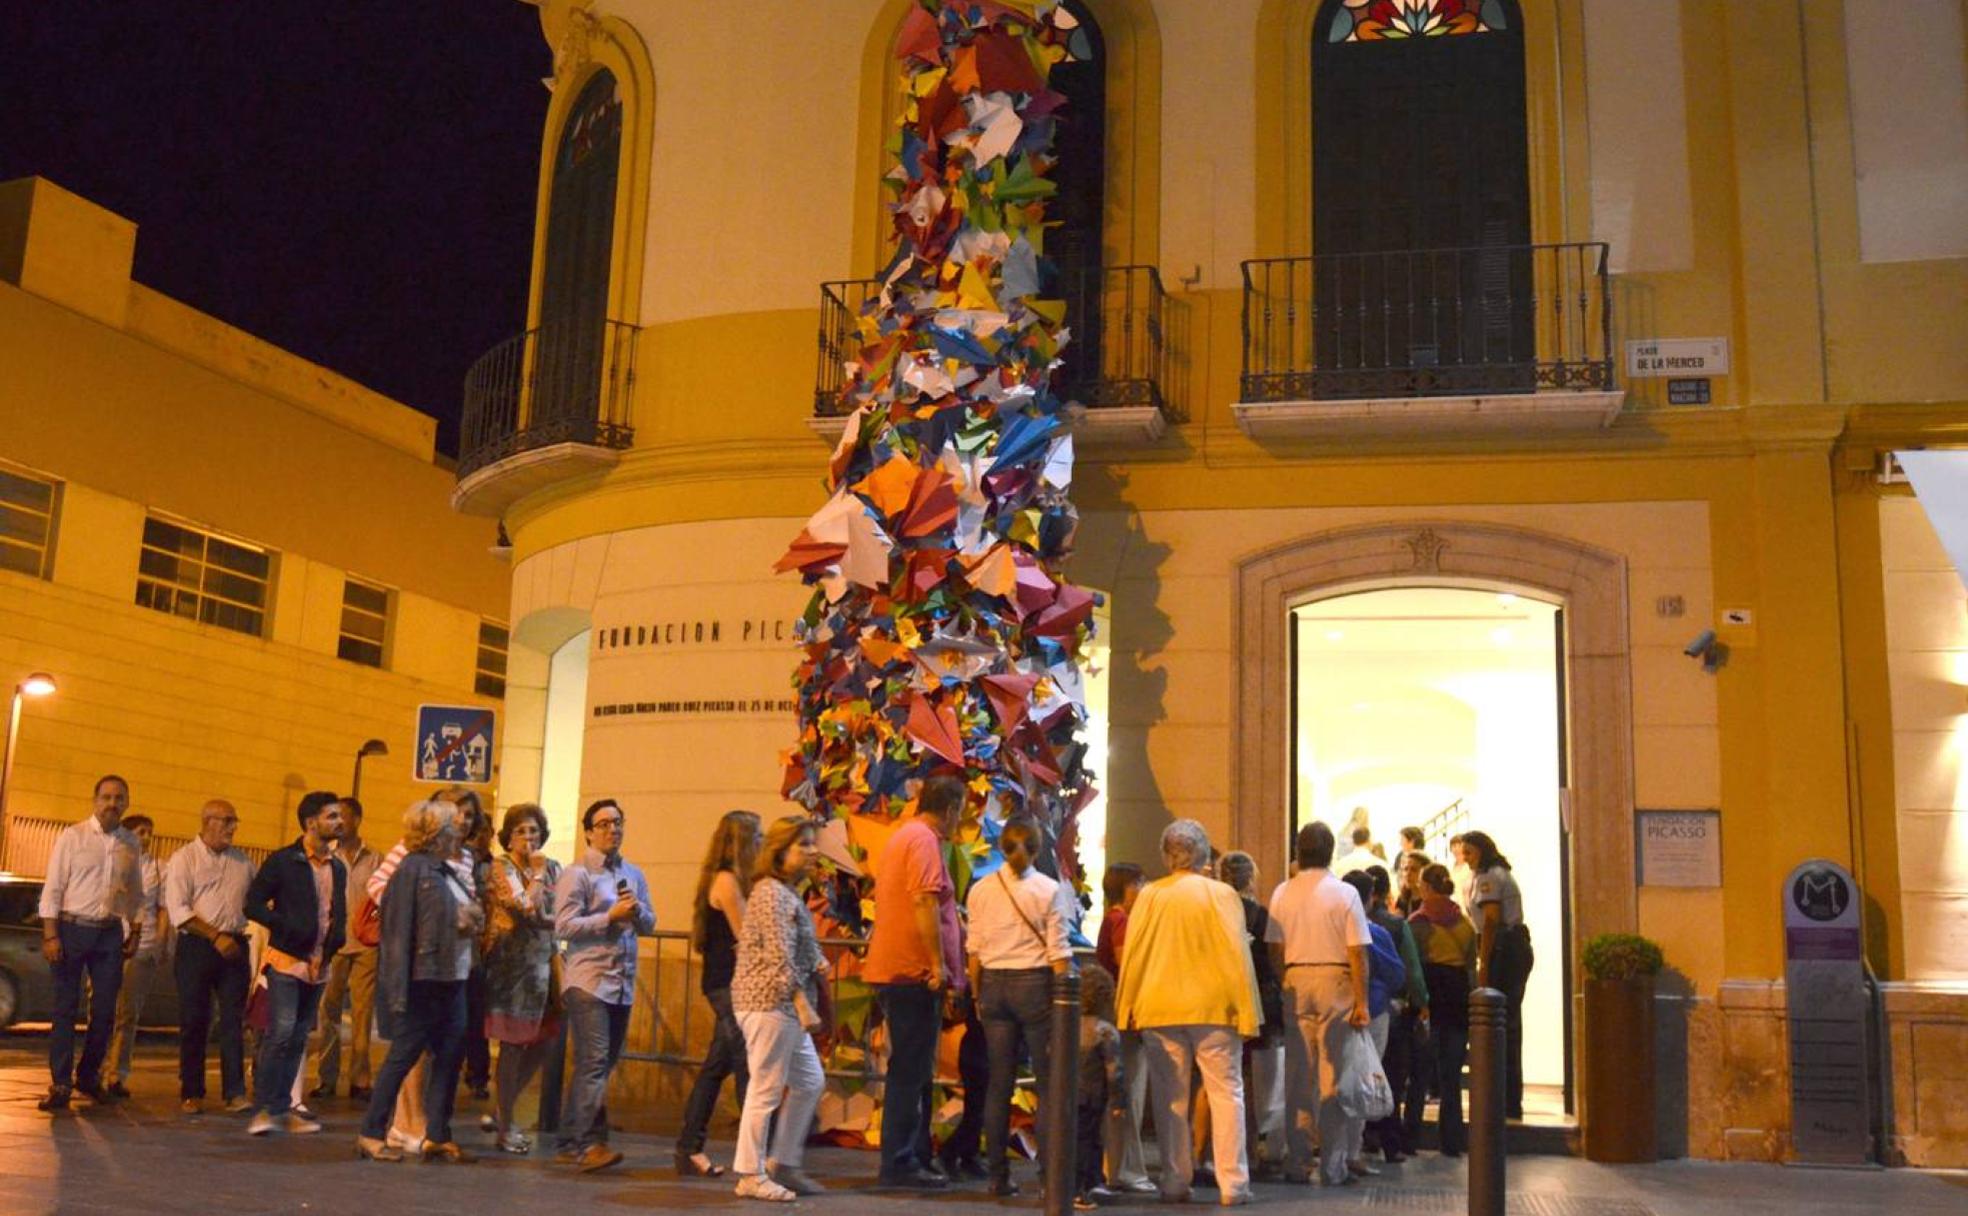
left=1467, top=987, right=1507, bottom=1216
left=537, top=1024, right=567, bottom=1133
left=1044, top=968, right=1082, bottom=1216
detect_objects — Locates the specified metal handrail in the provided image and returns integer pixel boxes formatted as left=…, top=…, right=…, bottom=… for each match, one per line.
left=814, top=265, right=1177, bottom=421
left=1239, top=241, right=1613, bottom=403
left=628, top=926, right=1089, bottom=1090
left=458, top=318, right=639, bottom=479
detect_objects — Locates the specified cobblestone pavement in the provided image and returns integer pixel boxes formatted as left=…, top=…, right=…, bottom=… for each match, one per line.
left=0, top=1037, right=1961, bottom=1216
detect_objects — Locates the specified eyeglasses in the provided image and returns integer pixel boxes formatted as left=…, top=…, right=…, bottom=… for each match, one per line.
left=591, top=817, right=624, bottom=830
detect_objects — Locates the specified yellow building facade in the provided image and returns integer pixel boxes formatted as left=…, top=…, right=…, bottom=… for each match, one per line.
left=464, top=0, right=1968, bottom=1164
left=0, top=177, right=509, bottom=860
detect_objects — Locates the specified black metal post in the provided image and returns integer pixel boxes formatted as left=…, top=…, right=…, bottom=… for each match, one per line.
left=1044, top=968, right=1081, bottom=1216
left=537, top=1023, right=567, bottom=1134
left=1468, top=986, right=1507, bottom=1216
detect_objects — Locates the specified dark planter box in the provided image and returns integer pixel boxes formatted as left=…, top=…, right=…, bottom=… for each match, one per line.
left=1582, top=975, right=1658, bottom=1163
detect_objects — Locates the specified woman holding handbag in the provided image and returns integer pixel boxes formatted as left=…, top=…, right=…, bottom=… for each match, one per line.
left=482, top=803, right=561, bottom=1155
left=964, top=816, right=1073, bottom=1199
left=730, top=814, right=831, bottom=1202
left=356, top=798, right=483, bottom=1162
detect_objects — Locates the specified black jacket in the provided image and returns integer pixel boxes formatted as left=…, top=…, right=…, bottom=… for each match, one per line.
left=245, top=838, right=347, bottom=963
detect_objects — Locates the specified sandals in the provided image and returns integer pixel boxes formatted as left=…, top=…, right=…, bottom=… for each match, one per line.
left=677, top=1152, right=727, bottom=1177
left=735, top=1174, right=797, bottom=1203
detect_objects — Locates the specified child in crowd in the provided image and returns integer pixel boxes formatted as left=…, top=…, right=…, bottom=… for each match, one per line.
left=1076, top=964, right=1126, bottom=1211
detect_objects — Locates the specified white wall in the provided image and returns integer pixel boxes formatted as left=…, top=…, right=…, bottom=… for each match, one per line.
left=1844, top=0, right=1968, bottom=263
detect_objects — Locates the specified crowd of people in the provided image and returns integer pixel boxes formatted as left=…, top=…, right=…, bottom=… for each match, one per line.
left=33, top=773, right=1533, bottom=1208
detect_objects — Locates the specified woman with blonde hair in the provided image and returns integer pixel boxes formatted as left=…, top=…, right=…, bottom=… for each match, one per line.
left=730, top=815, right=831, bottom=1202
left=676, top=809, right=763, bottom=1178
left=356, top=799, right=483, bottom=1162
left=483, top=803, right=561, bottom=1154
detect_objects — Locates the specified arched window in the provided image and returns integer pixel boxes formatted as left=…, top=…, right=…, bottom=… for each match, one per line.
left=536, top=69, right=623, bottom=438
left=1048, top=0, right=1106, bottom=395
left=1310, top=0, right=1531, bottom=395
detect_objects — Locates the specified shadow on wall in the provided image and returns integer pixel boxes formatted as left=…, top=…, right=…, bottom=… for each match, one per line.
left=1654, top=963, right=1695, bottom=1159
left=1073, top=466, right=1176, bottom=879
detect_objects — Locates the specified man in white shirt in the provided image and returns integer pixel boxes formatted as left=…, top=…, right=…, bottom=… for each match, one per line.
left=37, top=774, right=144, bottom=1111
left=105, top=814, right=167, bottom=1098
left=964, top=816, right=1071, bottom=1196
left=165, top=798, right=256, bottom=1114
left=1266, top=821, right=1371, bottom=1187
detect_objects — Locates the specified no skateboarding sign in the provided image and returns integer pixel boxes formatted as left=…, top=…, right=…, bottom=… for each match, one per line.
left=415, top=704, right=495, bottom=785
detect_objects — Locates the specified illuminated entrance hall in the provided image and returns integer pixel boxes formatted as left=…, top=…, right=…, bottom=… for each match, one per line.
left=1294, top=586, right=1568, bottom=1120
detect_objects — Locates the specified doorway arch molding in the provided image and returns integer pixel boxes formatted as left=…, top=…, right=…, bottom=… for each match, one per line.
left=1233, top=519, right=1636, bottom=943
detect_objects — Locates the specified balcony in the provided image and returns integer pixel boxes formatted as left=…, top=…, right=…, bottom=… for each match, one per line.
left=1235, top=242, right=1622, bottom=441
left=452, top=319, right=639, bottom=517
left=811, top=264, right=1176, bottom=448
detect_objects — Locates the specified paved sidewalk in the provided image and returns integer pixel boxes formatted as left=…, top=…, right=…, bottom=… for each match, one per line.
left=0, top=1039, right=1960, bottom=1216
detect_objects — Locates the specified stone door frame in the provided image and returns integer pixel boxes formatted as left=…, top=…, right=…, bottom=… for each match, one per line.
left=1232, top=519, right=1638, bottom=945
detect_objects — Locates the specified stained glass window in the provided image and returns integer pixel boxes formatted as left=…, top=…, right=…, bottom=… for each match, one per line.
left=1328, top=0, right=1509, bottom=42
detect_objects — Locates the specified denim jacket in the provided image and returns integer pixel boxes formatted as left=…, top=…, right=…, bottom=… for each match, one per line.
left=375, top=850, right=471, bottom=1039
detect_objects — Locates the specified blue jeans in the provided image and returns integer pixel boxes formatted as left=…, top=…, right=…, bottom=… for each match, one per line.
left=676, top=987, right=750, bottom=1154
left=360, top=979, right=467, bottom=1142
left=876, top=982, right=941, bottom=1179
left=49, top=919, right=124, bottom=1089
left=557, top=988, right=630, bottom=1152
left=253, top=972, right=323, bottom=1115
left=980, top=968, right=1054, bottom=1180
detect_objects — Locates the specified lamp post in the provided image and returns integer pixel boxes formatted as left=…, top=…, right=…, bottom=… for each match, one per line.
left=351, top=738, right=388, bottom=801
left=0, top=671, right=59, bottom=870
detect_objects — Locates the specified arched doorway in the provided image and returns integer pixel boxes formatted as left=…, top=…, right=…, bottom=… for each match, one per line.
left=1234, top=521, right=1638, bottom=1129
left=1310, top=0, right=1533, bottom=396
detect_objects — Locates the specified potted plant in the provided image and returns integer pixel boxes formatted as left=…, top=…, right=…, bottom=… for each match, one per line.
left=1580, top=932, right=1665, bottom=1163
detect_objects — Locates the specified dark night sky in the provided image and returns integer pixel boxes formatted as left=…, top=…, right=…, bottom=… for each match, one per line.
left=0, top=2, right=552, bottom=457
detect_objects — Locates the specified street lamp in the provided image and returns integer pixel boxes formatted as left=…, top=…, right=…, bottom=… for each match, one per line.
left=0, top=671, right=59, bottom=870
left=351, top=738, right=388, bottom=800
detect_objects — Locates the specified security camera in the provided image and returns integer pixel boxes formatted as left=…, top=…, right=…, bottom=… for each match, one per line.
left=1683, top=629, right=1727, bottom=673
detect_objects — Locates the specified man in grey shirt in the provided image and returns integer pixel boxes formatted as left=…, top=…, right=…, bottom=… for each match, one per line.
left=165, top=799, right=255, bottom=1114
left=552, top=798, right=654, bottom=1172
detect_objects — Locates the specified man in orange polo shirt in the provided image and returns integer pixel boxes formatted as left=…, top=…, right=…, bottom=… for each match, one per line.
left=864, top=774, right=967, bottom=1189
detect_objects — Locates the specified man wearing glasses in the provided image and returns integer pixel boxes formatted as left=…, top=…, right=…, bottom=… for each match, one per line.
left=553, top=798, right=655, bottom=1172
left=164, top=799, right=256, bottom=1115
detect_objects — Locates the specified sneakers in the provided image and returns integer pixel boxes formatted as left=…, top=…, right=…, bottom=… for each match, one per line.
left=223, top=1094, right=253, bottom=1114
left=246, top=1110, right=277, bottom=1136
left=286, top=1112, right=323, bottom=1135
left=769, top=1164, right=826, bottom=1196
left=735, top=1174, right=797, bottom=1203
left=179, top=1099, right=203, bottom=1115
left=1119, top=1178, right=1161, bottom=1195
left=37, top=1086, right=71, bottom=1112
left=1074, top=1195, right=1100, bottom=1212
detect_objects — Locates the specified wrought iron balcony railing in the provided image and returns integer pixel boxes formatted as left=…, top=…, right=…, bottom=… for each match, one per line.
left=458, top=318, right=639, bottom=480
left=815, top=264, right=1176, bottom=421
left=1240, top=242, right=1613, bottom=403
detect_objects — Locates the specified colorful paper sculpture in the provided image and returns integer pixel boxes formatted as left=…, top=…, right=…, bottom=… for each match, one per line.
left=779, top=0, right=1096, bottom=893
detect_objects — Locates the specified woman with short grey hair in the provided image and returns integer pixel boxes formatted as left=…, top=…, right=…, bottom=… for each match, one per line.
left=1116, top=819, right=1262, bottom=1205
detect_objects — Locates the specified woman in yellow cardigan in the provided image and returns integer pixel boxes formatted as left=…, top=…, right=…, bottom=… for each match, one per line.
left=1115, top=820, right=1262, bottom=1207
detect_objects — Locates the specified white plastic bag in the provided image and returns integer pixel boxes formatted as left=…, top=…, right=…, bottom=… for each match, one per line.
left=1336, top=1026, right=1395, bottom=1120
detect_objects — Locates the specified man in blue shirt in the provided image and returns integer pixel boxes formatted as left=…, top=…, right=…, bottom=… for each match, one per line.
left=552, top=798, right=655, bottom=1172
